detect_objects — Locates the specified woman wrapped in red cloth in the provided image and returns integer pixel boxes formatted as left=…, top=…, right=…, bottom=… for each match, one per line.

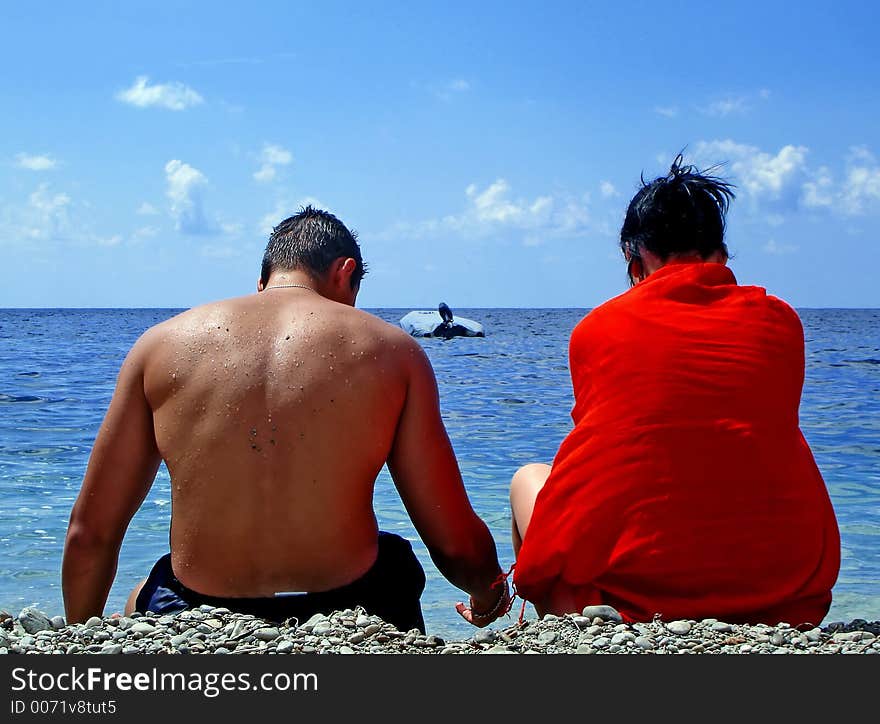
left=510, top=156, right=840, bottom=626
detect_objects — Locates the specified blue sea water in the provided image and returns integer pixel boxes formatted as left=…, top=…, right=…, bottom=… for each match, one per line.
left=0, top=307, right=878, bottom=641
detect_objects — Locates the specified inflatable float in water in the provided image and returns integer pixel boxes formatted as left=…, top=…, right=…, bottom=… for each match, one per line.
left=399, top=303, right=485, bottom=339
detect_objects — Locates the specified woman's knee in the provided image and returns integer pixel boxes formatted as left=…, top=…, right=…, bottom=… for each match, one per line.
left=124, top=578, right=147, bottom=616
left=510, top=463, right=552, bottom=501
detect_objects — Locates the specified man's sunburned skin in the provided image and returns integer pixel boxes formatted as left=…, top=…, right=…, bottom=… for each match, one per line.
left=141, top=289, right=423, bottom=597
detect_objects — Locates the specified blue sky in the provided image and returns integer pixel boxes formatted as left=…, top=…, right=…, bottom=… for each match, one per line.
left=1, top=1, right=878, bottom=308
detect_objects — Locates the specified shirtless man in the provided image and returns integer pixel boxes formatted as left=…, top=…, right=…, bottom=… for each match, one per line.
left=62, top=206, right=509, bottom=632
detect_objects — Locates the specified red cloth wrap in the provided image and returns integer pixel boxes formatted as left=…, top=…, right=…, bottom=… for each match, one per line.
left=513, top=263, right=840, bottom=625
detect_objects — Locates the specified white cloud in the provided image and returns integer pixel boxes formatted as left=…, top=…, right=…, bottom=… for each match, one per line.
left=253, top=143, right=293, bottom=183
left=27, top=184, right=71, bottom=239
left=117, top=76, right=204, bottom=111
left=694, top=140, right=809, bottom=201
left=802, top=166, right=834, bottom=209
left=800, top=147, right=880, bottom=216
left=2, top=184, right=90, bottom=246
left=600, top=181, right=618, bottom=198
left=0, top=185, right=128, bottom=249
left=133, top=226, right=158, bottom=239
left=847, top=145, right=875, bottom=165
left=15, top=153, right=57, bottom=171
left=702, top=96, right=749, bottom=117
left=258, top=197, right=326, bottom=236
left=378, top=179, right=591, bottom=246
left=253, top=165, right=276, bottom=183
left=700, top=90, right=770, bottom=117
left=435, top=78, right=472, bottom=101
left=165, top=159, right=212, bottom=234
left=841, top=162, right=880, bottom=216
left=136, top=202, right=159, bottom=215
left=654, top=106, right=679, bottom=118
left=763, top=239, right=798, bottom=255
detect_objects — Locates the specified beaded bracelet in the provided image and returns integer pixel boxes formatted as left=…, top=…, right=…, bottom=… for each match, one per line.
left=469, top=580, right=511, bottom=621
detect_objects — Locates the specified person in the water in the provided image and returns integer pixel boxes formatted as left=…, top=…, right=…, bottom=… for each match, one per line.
left=509, top=156, right=841, bottom=626
left=62, top=205, right=509, bottom=632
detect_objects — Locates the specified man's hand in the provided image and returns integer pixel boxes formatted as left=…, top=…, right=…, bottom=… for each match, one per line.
left=455, top=580, right=512, bottom=628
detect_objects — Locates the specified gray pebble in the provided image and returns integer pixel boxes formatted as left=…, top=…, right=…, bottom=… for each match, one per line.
left=710, top=622, right=734, bottom=633
left=338, top=646, right=355, bottom=654
left=611, top=632, right=635, bottom=645
left=667, top=620, right=692, bottom=635
left=50, top=615, right=66, bottom=630
left=355, top=616, right=371, bottom=628
left=276, top=640, right=295, bottom=654
left=84, top=616, right=104, bottom=629
left=576, top=644, right=596, bottom=654
left=18, top=608, right=53, bottom=634
left=302, top=613, right=327, bottom=631
left=474, top=629, right=496, bottom=645
left=537, top=631, right=557, bottom=646
left=581, top=605, right=623, bottom=623
left=100, top=644, right=123, bottom=655
left=131, top=622, right=156, bottom=635
left=635, top=636, right=654, bottom=650
left=770, top=632, right=786, bottom=646
left=348, top=632, right=366, bottom=645
left=483, top=645, right=516, bottom=654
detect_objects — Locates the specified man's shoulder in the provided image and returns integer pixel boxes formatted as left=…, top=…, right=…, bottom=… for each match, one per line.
left=131, top=297, right=246, bottom=354
left=342, top=307, right=422, bottom=346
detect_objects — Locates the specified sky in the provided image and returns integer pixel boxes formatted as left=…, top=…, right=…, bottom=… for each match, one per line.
left=1, top=1, right=878, bottom=309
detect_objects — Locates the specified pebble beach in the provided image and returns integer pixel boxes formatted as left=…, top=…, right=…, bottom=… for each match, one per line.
left=3, top=605, right=878, bottom=655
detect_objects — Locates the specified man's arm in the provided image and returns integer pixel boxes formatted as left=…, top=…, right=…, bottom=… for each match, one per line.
left=62, top=335, right=161, bottom=622
left=387, top=339, right=508, bottom=627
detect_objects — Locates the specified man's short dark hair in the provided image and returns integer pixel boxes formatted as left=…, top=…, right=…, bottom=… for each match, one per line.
left=260, top=205, right=367, bottom=289
left=620, top=153, right=736, bottom=280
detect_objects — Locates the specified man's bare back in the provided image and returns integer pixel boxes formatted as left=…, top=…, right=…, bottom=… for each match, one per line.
left=63, top=206, right=508, bottom=629
left=145, top=289, right=417, bottom=596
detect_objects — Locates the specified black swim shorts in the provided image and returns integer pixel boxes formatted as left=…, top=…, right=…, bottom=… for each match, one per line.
left=135, top=531, right=427, bottom=634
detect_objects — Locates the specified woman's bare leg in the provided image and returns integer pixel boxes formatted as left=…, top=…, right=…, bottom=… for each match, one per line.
left=509, top=463, right=552, bottom=557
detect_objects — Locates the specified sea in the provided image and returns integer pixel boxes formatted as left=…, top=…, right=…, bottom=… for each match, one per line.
left=0, top=308, right=878, bottom=641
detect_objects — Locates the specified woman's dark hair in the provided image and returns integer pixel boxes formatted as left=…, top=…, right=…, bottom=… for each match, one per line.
left=260, top=205, right=367, bottom=289
left=620, top=153, right=735, bottom=285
